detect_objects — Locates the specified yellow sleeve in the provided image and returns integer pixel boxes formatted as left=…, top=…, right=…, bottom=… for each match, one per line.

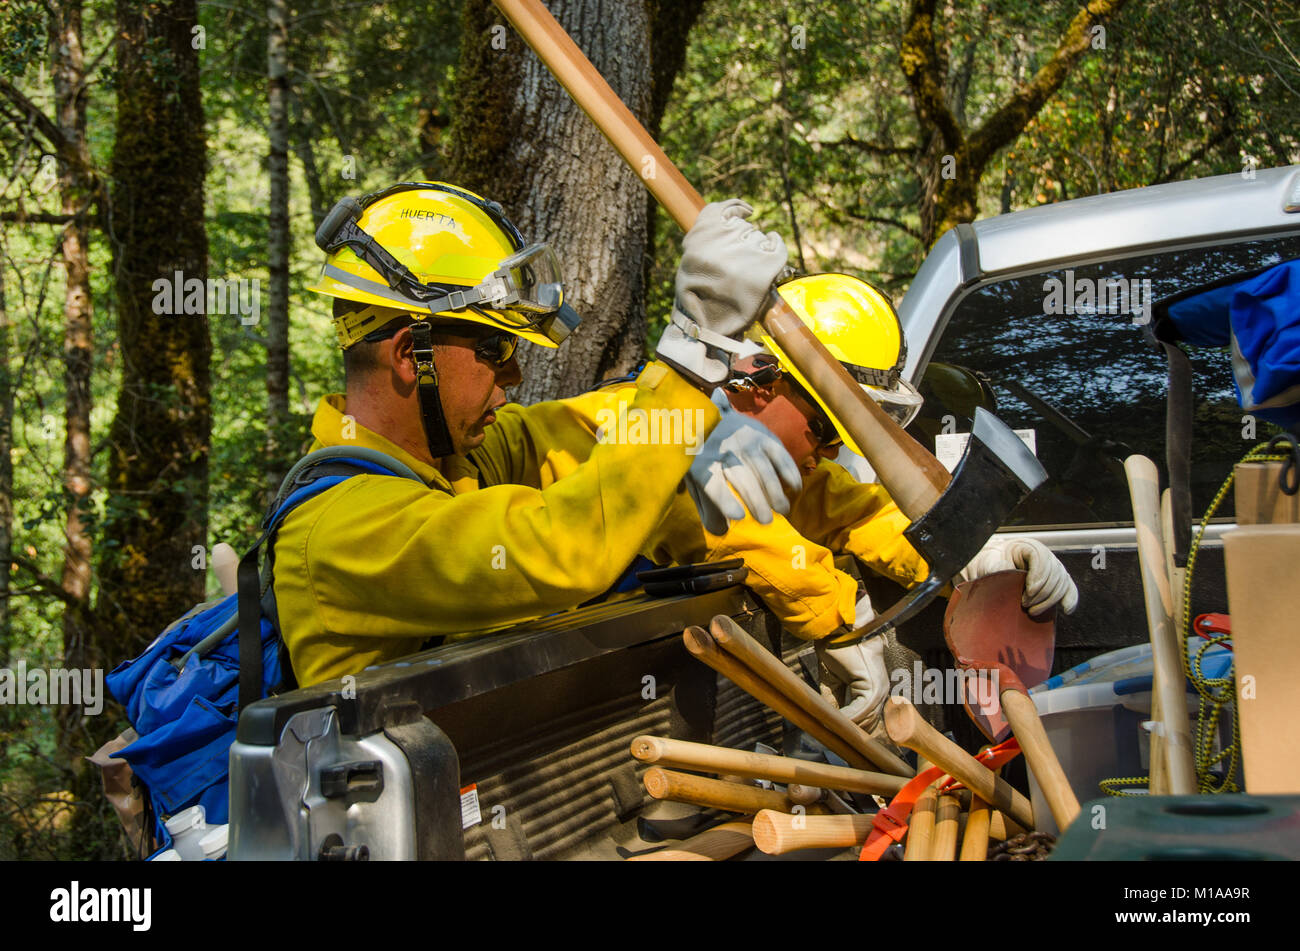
left=467, top=386, right=627, bottom=489
left=638, top=491, right=856, bottom=642
left=788, top=459, right=929, bottom=589
left=468, top=382, right=861, bottom=642
left=286, top=364, right=716, bottom=685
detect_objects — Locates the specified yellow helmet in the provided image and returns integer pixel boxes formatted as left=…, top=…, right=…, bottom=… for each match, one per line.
left=747, top=273, right=922, bottom=456
left=308, top=181, right=578, bottom=350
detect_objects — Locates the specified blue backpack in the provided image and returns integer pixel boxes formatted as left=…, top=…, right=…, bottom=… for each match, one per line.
left=105, top=446, right=423, bottom=854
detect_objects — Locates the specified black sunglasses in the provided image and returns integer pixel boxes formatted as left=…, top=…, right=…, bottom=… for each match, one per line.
left=747, top=357, right=843, bottom=450
left=468, top=330, right=518, bottom=367
left=361, top=319, right=518, bottom=367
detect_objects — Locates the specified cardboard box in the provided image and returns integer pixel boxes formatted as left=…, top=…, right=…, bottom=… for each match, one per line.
left=1222, top=524, right=1300, bottom=793
left=1234, top=461, right=1300, bottom=525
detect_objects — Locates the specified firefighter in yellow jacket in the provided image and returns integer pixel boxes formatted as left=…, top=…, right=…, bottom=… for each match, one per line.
left=279, top=182, right=801, bottom=686
left=472, top=273, right=1079, bottom=739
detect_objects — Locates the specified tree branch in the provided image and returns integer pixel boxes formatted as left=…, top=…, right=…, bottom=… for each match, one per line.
left=0, top=79, right=67, bottom=155
left=819, top=132, right=918, bottom=157
left=841, top=211, right=924, bottom=241
left=1151, top=115, right=1238, bottom=185
left=967, top=0, right=1132, bottom=170
left=9, top=555, right=82, bottom=609
left=0, top=208, right=99, bottom=225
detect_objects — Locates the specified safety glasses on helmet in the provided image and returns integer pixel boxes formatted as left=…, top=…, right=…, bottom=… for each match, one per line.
left=315, top=182, right=574, bottom=345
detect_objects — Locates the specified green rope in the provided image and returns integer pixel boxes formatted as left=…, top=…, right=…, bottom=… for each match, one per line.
left=1180, top=442, right=1290, bottom=793
left=1100, top=443, right=1290, bottom=798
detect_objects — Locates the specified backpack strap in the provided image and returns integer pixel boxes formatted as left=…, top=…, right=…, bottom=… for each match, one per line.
left=236, top=447, right=425, bottom=711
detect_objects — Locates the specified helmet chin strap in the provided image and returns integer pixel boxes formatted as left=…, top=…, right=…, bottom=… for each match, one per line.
left=408, top=320, right=456, bottom=458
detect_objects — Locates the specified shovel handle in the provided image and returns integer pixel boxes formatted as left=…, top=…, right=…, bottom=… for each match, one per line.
left=1000, top=689, right=1080, bottom=830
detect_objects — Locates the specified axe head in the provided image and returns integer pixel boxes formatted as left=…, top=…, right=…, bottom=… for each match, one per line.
left=851, top=408, right=1047, bottom=641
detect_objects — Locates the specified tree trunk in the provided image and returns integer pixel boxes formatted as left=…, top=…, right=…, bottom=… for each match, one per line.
left=97, top=0, right=211, bottom=663
left=266, top=0, right=290, bottom=500
left=291, top=89, right=328, bottom=229
left=0, top=256, right=11, bottom=669
left=49, top=0, right=98, bottom=754
left=446, top=0, right=657, bottom=403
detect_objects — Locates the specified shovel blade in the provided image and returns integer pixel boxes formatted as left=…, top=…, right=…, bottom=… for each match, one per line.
left=943, top=569, right=1056, bottom=742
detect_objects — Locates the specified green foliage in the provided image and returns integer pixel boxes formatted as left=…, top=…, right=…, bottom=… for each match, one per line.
left=1, top=0, right=1298, bottom=861
left=0, top=1, right=47, bottom=78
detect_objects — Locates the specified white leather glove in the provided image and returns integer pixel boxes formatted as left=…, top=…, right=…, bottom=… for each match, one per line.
left=685, top=388, right=803, bottom=535
left=656, top=199, right=788, bottom=386
left=815, top=593, right=891, bottom=730
left=957, top=537, right=1079, bottom=616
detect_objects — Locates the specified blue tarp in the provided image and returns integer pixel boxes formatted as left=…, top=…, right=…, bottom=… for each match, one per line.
left=1167, top=259, right=1300, bottom=427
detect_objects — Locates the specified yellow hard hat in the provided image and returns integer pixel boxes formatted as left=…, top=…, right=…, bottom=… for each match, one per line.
left=308, top=181, right=577, bottom=350
left=748, top=273, right=922, bottom=456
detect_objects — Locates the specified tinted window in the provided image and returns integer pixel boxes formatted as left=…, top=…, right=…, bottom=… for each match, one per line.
left=915, top=235, right=1300, bottom=526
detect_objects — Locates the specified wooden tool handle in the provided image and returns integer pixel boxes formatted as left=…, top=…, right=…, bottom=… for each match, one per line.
left=683, top=627, right=875, bottom=770
left=710, top=615, right=913, bottom=776
left=1124, top=455, right=1197, bottom=795
left=960, top=795, right=992, bottom=861
left=491, top=0, right=704, bottom=230
left=752, top=810, right=874, bottom=855
left=643, top=767, right=803, bottom=815
left=988, top=810, right=1024, bottom=841
left=759, top=296, right=950, bottom=519
left=630, top=735, right=907, bottom=797
left=626, top=820, right=755, bottom=861
left=904, top=784, right=938, bottom=861
left=491, top=0, right=952, bottom=525
left=931, top=793, right=961, bottom=862
left=1000, top=690, right=1080, bottom=830
left=785, top=784, right=824, bottom=806
left=884, top=695, right=1036, bottom=830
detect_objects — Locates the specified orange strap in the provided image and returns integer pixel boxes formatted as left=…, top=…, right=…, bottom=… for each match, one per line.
left=859, top=738, right=1021, bottom=861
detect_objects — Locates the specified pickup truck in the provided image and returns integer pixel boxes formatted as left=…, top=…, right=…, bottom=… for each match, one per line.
left=228, top=165, right=1300, bottom=860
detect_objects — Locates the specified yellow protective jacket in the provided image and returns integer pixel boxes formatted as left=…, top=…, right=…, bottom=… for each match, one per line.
left=474, top=382, right=929, bottom=642
left=275, top=362, right=719, bottom=687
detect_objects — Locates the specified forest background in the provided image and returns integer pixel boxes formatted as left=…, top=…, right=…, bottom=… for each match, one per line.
left=0, top=0, right=1297, bottom=858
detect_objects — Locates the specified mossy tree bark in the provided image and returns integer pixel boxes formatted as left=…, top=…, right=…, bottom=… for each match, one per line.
left=0, top=260, right=10, bottom=669
left=266, top=0, right=291, bottom=501
left=49, top=0, right=99, bottom=755
left=446, top=0, right=702, bottom=403
left=901, top=0, right=1131, bottom=248
left=96, top=0, right=211, bottom=680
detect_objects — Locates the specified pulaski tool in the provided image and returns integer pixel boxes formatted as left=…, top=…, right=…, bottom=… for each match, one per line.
left=491, top=0, right=1047, bottom=638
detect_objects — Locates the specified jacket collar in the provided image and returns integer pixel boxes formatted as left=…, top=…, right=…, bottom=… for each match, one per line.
left=310, top=395, right=479, bottom=495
